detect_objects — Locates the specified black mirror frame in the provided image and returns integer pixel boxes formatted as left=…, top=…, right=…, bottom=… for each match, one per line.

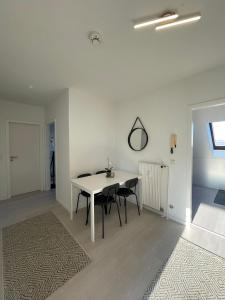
left=128, top=117, right=149, bottom=151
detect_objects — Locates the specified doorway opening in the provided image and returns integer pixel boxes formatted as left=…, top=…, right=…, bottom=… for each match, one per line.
left=48, top=122, right=56, bottom=190
left=191, top=103, right=225, bottom=237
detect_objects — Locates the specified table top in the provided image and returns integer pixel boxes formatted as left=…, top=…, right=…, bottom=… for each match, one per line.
left=71, top=170, right=141, bottom=194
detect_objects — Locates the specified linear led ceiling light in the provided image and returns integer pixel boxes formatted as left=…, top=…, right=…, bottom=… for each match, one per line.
left=133, top=12, right=178, bottom=29
left=155, top=14, right=201, bottom=31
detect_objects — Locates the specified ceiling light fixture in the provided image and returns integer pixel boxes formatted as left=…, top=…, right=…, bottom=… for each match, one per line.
left=133, top=12, right=178, bottom=29
left=88, top=31, right=102, bottom=45
left=155, top=14, right=201, bottom=30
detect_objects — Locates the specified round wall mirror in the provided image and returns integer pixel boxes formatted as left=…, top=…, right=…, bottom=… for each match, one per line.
left=128, top=127, right=148, bottom=151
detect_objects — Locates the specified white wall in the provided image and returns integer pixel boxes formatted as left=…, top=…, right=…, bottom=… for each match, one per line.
left=68, top=88, right=116, bottom=209
left=193, top=105, right=225, bottom=189
left=0, top=99, right=45, bottom=200
left=46, top=89, right=71, bottom=210
left=69, top=88, right=116, bottom=177
left=113, top=64, right=225, bottom=224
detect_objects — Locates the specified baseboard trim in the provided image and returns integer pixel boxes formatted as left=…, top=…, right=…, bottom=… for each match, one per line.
left=142, top=204, right=164, bottom=217
left=168, top=214, right=187, bottom=225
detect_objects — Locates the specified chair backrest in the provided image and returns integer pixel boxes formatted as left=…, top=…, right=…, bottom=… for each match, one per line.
left=96, top=170, right=106, bottom=175
left=77, top=173, right=92, bottom=179
left=102, top=183, right=119, bottom=199
left=125, top=178, right=138, bottom=190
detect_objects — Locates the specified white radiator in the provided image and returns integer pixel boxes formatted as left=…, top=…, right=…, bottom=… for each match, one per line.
left=139, top=162, right=169, bottom=217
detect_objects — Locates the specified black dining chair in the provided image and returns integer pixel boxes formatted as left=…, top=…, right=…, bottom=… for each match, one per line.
left=96, top=170, right=108, bottom=213
left=76, top=173, right=92, bottom=224
left=96, top=170, right=122, bottom=206
left=96, top=170, right=107, bottom=174
left=86, top=183, right=122, bottom=238
left=116, top=178, right=140, bottom=224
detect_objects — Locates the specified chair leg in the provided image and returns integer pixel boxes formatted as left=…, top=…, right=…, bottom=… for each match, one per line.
left=85, top=203, right=90, bottom=225
left=104, top=204, right=108, bottom=215
left=135, top=193, right=140, bottom=215
left=102, top=204, right=104, bottom=239
left=119, top=196, right=121, bottom=206
left=85, top=197, right=89, bottom=225
left=115, top=200, right=122, bottom=227
left=109, top=202, right=112, bottom=214
left=124, top=197, right=127, bottom=224
left=76, top=193, right=81, bottom=213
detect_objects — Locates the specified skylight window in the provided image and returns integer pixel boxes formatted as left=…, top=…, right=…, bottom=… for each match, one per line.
left=209, top=121, right=225, bottom=150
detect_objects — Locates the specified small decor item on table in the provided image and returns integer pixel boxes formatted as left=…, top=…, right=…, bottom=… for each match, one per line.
left=105, top=158, right=115, bottom=178
left=105, top=167, right=115, bottom=178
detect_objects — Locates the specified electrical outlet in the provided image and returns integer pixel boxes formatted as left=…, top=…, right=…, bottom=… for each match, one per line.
left=169, top=204, right=174, bottom=209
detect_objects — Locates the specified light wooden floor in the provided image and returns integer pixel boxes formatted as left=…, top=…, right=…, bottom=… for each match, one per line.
left=192, top=185, right=225, bottom=236
left=1, top=191, right=225, bottom=300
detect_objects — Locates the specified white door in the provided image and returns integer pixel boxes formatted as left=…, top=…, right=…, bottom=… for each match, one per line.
left=9, top=122, right=41, bottom=196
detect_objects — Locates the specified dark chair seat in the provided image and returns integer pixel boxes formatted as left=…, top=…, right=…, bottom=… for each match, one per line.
left=117, top=188, right=133, bottom=197
left=81, top=190, right=90, bottom=198
left=94, top=194, right=114, bottom=204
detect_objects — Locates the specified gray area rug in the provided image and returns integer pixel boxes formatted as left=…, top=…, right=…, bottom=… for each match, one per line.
left=2, top=212, right=91, bottom=300
left=143, top=237, right=225, bottom=300
left=214, top=189, right=225, bottom=206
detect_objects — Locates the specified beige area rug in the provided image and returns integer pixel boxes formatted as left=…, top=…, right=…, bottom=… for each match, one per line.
left=2, top=212, right=91, bottom=300
left=143, top=237, right=225, bottom=300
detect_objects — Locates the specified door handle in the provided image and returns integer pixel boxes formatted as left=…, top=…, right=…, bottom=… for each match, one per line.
left=10, top=156, right=18, bottom=162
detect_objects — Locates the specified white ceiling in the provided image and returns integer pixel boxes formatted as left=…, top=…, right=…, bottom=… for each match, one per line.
left=0, top=0, right=225, bottom=105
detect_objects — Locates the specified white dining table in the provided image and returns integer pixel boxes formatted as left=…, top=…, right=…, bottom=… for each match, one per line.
left=71, top=170, right=142, bottom=242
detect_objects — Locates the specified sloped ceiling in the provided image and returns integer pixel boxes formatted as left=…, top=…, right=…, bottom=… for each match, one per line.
left=0, top=0, right=225, bottom=104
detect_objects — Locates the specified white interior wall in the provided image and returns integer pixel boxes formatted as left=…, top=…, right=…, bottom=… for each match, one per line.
left=68, top=88, right=116, bottom=209
left=193, top=105, right=225, bottom=189
left=69, top=88, right=116, bottom=176
left=113, top=64, right=225, bottom=224
left=0, top=99, right=45, bottom=200
left=45, top=89, right=71, bottom=210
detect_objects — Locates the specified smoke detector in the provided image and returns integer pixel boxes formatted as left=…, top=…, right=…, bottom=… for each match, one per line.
left=88, top=31, right=102, bottom=45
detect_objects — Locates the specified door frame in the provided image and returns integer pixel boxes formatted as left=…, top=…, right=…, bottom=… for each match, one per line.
left=187, top=97, right=225, bottom=225
left=6, top=120, right=44, bottom=198
left=45, top=120, right=58, bottom=198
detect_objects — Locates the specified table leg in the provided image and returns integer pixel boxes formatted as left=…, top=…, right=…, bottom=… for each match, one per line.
left=70, top=183, right=74, bottom=220
left=90, top=192, right=95, bottom=242
left=139, top=180, right=143, bottom=211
